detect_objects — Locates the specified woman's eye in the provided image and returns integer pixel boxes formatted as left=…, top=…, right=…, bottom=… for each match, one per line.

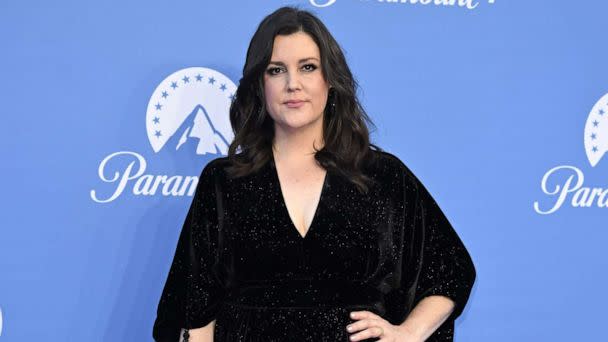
left=266, top=67, right=282, bottom=75
left=303, top=64, right=317, bottom=72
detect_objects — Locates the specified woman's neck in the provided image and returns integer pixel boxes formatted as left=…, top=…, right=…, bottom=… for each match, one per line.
left=272, top=122, right=324, bottom=163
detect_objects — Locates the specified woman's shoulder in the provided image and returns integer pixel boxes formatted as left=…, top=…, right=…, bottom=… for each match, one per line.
left=368, top=148, right=420, bottom=190
left=198, top=155, right=231, bottom=180
left=205, top=155, right=231, bottom=169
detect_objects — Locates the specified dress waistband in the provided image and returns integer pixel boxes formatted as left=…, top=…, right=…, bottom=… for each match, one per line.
left=224, top=279, right=386, bottom=316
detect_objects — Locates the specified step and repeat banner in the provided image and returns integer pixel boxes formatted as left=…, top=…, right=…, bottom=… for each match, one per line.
left=2, top=0, right=607, bottom=340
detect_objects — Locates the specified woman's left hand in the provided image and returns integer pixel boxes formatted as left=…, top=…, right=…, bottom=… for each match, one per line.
left=346, top=310, right=422, bottom=342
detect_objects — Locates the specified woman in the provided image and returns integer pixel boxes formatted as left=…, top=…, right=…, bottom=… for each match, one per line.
left=153, top=6, right=476, bottom=342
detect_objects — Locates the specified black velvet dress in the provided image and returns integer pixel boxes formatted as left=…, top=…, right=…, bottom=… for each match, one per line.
left=152, top=149, right=476, bottom=341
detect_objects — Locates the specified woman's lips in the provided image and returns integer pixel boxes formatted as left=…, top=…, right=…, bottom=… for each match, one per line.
left=285, top=101, right=305, bottom=108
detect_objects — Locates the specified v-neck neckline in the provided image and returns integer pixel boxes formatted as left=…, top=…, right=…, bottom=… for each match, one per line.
left=269, top=153, right=329, bottom=241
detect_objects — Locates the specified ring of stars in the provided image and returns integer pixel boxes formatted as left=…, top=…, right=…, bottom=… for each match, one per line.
left=589, top=106, right=607, bottom=153
left=151, top=72, right=235, bottom=140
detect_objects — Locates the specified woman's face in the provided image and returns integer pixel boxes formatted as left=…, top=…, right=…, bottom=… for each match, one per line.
left=263, top=31, right=330, bottom=134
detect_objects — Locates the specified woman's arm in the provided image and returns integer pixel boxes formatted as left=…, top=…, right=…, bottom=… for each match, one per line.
left=153, top=161, right=227, bottom=341
left=398, top=295, right=455, bottom=341
left=181, top=320, right=215, bottom=342
left=395, top=158, right=476, bottom=336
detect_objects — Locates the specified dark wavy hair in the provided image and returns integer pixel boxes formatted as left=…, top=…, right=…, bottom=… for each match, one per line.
left=226, top=5, right=383, bottom=193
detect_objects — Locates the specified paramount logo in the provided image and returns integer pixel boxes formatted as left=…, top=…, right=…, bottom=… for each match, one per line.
left=534, top=93, right=608, bottom=214
left=90, top=67, right=235, bottom=203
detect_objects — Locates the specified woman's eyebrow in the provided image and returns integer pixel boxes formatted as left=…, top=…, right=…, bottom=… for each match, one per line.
left=268, top=57, right=319, bottom=66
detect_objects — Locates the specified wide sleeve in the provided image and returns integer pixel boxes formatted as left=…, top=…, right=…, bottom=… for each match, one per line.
left=152, top=163, right=227, bottom=342
left=399, top=168, right=476, bottom=326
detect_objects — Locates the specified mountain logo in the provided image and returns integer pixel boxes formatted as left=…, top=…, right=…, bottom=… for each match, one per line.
left=584, top=93, right=608, bottom=167
left=146, top=67, right=235, bottom=156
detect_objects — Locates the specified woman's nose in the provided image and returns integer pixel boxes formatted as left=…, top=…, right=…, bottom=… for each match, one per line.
left=286, top=71, right=302, bottom=91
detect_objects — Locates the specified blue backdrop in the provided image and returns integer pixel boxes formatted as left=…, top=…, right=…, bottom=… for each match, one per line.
left=2, top=0, right=607, bottom=340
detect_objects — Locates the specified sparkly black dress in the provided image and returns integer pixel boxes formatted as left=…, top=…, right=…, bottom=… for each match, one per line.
left=152, top=150, right=476, bottom=342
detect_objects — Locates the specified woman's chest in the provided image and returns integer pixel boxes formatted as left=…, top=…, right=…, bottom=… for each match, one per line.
left=217, top=172, right=401, bottom=283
